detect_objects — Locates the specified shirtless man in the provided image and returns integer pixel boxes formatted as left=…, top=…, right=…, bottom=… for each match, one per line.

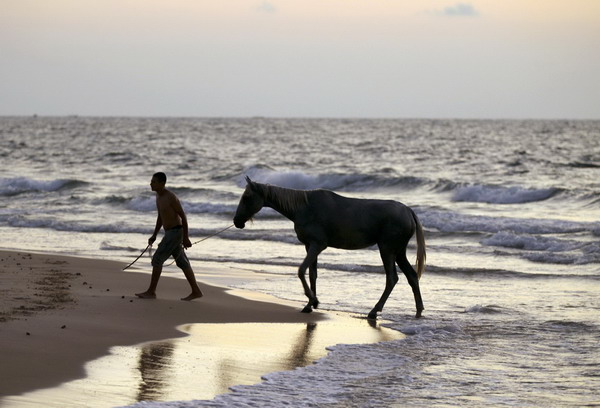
left=135, top=172, right=203, bottom=301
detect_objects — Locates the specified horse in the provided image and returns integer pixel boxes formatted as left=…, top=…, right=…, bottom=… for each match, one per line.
left=233, top=176, right=426, bottom=319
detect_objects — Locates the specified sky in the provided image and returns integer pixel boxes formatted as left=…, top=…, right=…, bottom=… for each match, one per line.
left=1, top=0, right=599, bottom=119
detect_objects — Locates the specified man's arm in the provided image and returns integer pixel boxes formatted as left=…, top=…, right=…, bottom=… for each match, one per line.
left=149, top=214, right=163, bottom=245
left=172, top=196, right=192, bottom=248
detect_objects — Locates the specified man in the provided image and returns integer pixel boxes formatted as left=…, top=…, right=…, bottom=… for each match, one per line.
left=135, top=172, right=203, bottom=301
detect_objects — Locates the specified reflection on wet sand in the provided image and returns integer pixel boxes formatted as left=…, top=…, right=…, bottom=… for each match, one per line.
left=133, top=315, right=404, bottom=403
left=2, top=314, right=404, bottom=407
left=136, top=342, right=175, bottom=402
left=288, top=322, right=318, bottom=367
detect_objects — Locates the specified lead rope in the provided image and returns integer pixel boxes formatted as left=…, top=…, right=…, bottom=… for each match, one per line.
left=165, top=224, right=235, bottom=267
left=122, top=243, right=152, bottom=271
left=190, top=224, right=235, bottom=246
left=123, top=224, right=234, bottom=270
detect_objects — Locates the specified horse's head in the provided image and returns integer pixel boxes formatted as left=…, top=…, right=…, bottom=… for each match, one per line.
left=233, top=176, right=264, bottom=229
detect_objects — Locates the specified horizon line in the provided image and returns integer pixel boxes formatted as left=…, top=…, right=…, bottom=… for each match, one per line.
left=1, top=114, right=599, bottom=121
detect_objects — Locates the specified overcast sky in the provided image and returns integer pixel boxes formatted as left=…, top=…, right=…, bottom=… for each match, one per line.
left=1, top=0, right=599, bottom=119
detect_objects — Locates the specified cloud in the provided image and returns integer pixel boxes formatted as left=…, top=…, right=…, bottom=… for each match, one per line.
left=256, top=2, right=277, bottom=13
left=433, top=3, right=479, bottom=17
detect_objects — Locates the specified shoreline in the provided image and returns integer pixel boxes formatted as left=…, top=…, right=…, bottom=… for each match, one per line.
left=0, top=250, right=403, bottom=407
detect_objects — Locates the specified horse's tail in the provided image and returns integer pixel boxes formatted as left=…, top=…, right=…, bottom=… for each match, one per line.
left=410, top=208, right=426, bottom=279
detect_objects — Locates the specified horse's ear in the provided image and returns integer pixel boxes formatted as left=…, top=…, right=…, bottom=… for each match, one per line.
left=245, top=176, right=257, bottom=191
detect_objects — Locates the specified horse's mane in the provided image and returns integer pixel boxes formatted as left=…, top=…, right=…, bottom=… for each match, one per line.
left=257, top=183, right=309, bottom=213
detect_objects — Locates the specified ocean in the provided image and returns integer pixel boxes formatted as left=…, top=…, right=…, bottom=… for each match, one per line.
left=1, top=117, right=599, bottom=407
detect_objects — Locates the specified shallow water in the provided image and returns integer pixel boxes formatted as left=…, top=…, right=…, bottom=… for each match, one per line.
left=1, top=117, right=599, bottom=406
left=2, top=316, right=402, bottom=408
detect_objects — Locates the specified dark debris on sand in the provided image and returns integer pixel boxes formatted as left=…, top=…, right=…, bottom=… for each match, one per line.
left=0, top=254, right=77, bottom=323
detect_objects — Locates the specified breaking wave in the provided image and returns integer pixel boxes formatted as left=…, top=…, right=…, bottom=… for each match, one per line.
left=0, top=177, right=88, bottom=196
left=418, top=209, right=597, bottom=235
left=452, top=185, right=560, bottom=204
left=240, top=167, right=579, bottom=207
left=240, top=165, right=426, bottom=191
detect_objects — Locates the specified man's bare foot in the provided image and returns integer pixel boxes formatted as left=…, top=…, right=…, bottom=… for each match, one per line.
left=135, top=292, right=157, bottom=299
left=181, top=291, right=203, bottom=301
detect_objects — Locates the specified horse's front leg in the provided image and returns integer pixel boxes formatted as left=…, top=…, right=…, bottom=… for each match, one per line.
left=299, top=243, right=324, bottom=313
left=368, top=248, right=399, bottom=319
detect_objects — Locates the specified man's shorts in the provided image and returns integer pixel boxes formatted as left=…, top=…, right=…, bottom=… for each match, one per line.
left=151, top=225, right=191, bottom=270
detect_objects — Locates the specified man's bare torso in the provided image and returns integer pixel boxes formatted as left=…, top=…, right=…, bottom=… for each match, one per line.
left=156, top=189, right=182, bottom=230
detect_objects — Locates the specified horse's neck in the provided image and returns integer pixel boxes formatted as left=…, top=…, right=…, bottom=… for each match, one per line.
left=262, top=184, right=308, bottom=221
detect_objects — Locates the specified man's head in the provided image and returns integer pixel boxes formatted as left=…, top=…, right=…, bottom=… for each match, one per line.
left=150, top=172, right=167, bottom=192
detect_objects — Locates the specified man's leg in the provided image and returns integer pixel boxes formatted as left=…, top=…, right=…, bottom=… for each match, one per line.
left=174, top=246, right=203, bottom=301
left=136, top=228, right=178, bottom=298
left=180, top=266, right=203, bottom=301
left=135, top=264, right=162, bottom=298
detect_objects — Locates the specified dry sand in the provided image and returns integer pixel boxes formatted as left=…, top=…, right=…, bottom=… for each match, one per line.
left=0, top=250, right=403, bottom=407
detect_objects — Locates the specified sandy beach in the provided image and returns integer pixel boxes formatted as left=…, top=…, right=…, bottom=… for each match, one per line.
left=0, top=250, right=403, bottom=407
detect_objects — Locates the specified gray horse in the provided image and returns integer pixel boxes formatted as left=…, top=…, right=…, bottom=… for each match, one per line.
left=233, top=176, right=426, bottom=319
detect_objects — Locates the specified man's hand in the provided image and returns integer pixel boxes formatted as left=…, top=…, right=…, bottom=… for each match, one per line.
left=148, top=235, right=157, bottom=246
left=183, top=237, right=192, bottom=249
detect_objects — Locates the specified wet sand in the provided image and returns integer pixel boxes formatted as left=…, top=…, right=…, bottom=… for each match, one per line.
left=0, top=250, right=403, bottom=407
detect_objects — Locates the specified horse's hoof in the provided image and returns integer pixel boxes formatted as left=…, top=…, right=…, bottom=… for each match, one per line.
left=301, top=306, right=313, bottom=313
left=313, top=299, right=320, bottom=309
left=415, top=309, right=423, bottom=318
left=367, top=311, right=378, bottom=320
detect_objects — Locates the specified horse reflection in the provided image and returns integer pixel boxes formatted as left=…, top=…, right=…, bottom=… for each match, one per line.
left=287, top=322, right=318, bottom=367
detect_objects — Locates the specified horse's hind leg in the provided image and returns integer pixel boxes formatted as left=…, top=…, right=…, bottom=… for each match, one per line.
left=309, top=259, right=318, bottom=309
left=397, top=253, right=424, bottom=318
left=368, top=248, right=399, bottom=319
left=299, top=243, right=324, bottom=313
